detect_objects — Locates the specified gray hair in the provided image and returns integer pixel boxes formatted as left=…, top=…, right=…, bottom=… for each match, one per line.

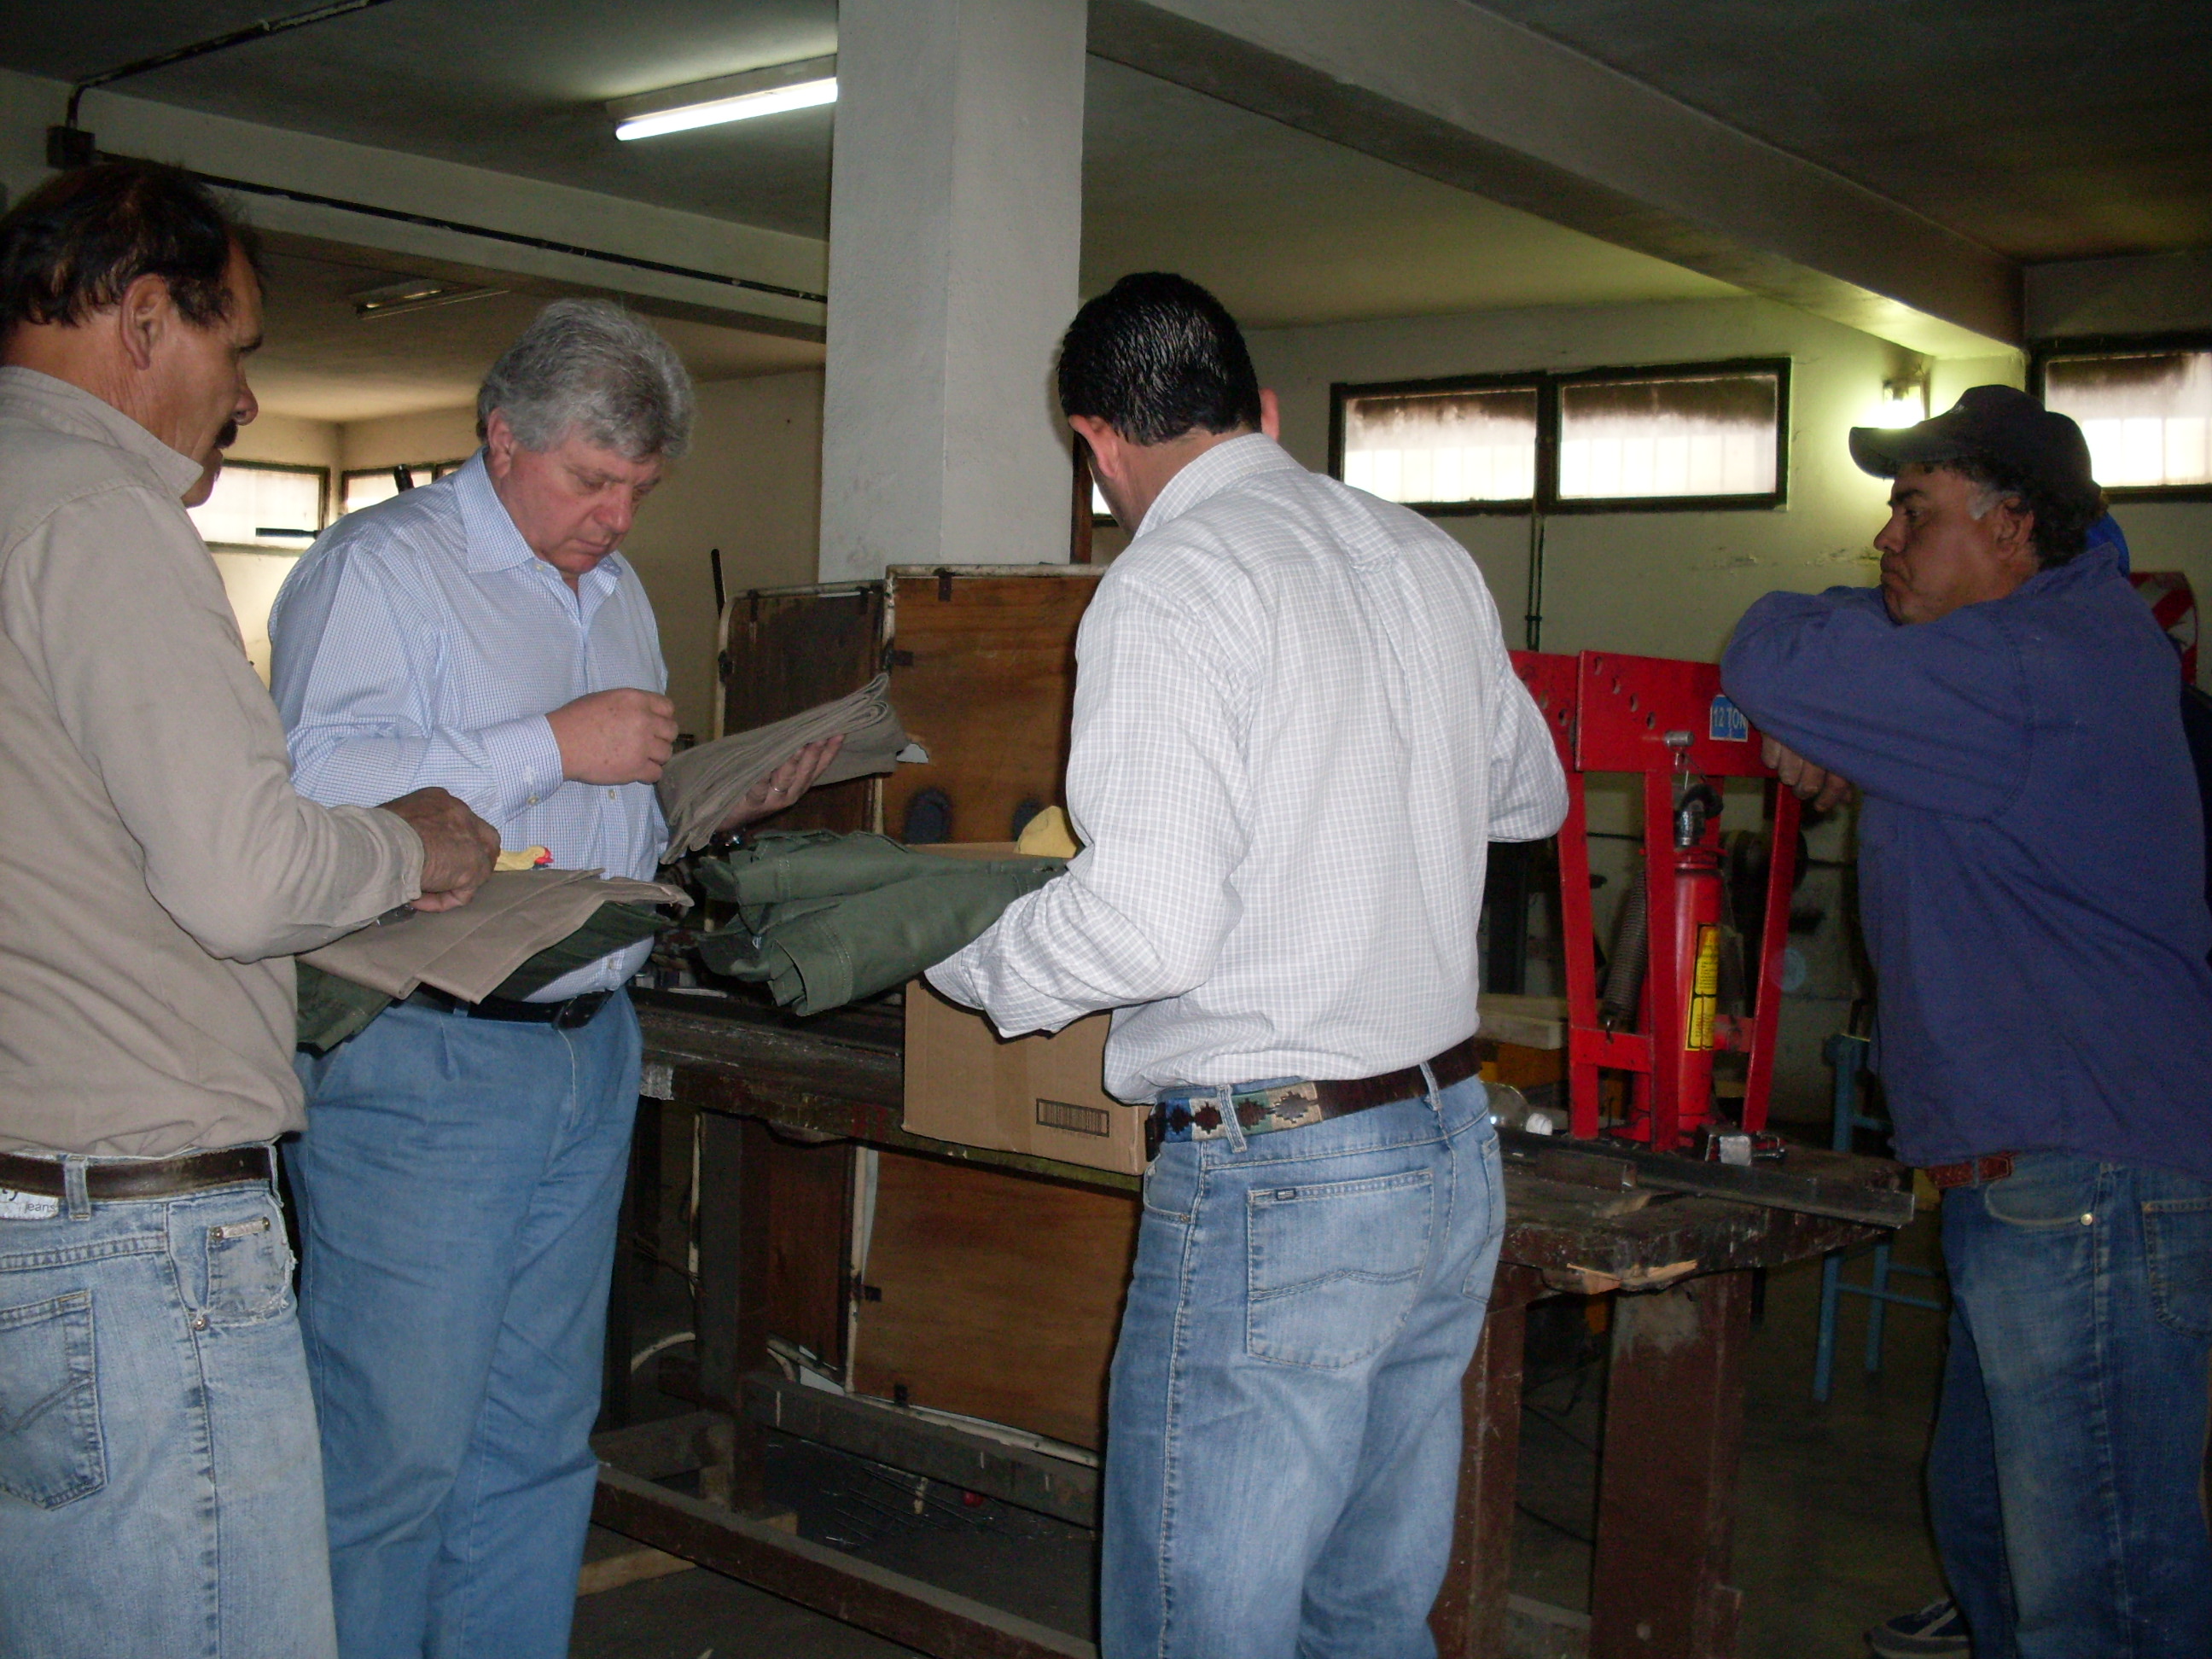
left=476, top=298, right=694, bottom=461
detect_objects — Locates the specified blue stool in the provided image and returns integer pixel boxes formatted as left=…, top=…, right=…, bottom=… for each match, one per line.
left=1813, top=1033, right=1944, bottom=1402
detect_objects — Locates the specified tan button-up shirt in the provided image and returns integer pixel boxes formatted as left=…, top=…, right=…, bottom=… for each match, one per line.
left=0, top=368, right=422, bottom=1156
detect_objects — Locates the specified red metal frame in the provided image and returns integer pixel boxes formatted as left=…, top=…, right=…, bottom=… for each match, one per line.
left=1510, top=650, right=1802, bottom=1151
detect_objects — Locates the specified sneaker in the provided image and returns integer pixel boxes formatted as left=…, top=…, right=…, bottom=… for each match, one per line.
left=1866, top=1598, right=1970, bottom=1656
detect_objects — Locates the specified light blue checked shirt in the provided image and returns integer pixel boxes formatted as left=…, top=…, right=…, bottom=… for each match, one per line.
left=270, top=451, right=668, bottom=999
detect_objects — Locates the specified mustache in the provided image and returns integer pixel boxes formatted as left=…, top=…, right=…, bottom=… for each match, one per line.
left=214, top=419, right=239, bottom=450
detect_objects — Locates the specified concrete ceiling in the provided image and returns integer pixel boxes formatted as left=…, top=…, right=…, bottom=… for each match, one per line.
left=6, top=0, right=2200, bottom=414
left=247, top=242, right=822, bottom=422
left=1475, top=0, right=2212, bottom=263
left=1080, top=59, right=1736, bottom=329
left=0, top=0, right=843, bottom=238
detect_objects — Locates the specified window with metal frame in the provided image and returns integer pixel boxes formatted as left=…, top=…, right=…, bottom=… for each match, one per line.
left=340, top=458, right=470, bottom=518
left=185, top=459, right=329, bottom=550
left=1330, top=359, right=1790, bottom=514
left=2034, top=338, right=2212, bottom=498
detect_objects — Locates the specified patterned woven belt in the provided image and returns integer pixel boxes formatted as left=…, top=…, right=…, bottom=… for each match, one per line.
left=1923, top=1152, right=2015, bottom=1190
left=1147, top=1035, right=1483, bottom=1155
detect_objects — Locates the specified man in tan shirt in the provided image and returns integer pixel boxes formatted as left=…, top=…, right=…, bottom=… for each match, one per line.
left=0, top=161, right=497, bottom=1659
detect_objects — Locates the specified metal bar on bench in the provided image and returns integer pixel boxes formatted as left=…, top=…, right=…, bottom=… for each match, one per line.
left=592, top=1464, right=1095, bottom=1659
left=1497, top=1127, right=1915, bottom=1229
left=742, top=1371, right=1099, bottom=1527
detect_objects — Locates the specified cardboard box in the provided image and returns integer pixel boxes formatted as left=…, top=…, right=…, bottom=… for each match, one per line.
left=904, top=983, right=1144, bottom=1174
left=899, top=843, right=1146, bottom=1174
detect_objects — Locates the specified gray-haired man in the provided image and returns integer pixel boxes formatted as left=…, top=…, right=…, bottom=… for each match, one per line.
left=269, top=300, right=835, bottom=1658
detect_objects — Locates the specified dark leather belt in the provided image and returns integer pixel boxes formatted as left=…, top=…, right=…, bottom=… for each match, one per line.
left=0, top=1144, right=275, bottom=1202
left=1150, top=1034, right=1485, bottom=1152
left=1924, top=1152, right=2015, bottom=1190
left=405, top=987, right=614, bottom=1028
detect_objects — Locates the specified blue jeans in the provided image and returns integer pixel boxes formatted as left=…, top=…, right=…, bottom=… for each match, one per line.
left=288, top=993, right=642, bottom=1659
left=1928, top=1151, right=2212, bottom=1659
left=1102, top=1071, right=1504, bottom=1659
left=0, top=1162, right=336, bottom=1659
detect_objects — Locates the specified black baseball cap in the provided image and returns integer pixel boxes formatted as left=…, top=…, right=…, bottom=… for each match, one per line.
left=1849, top=385, right=2098, bottom=501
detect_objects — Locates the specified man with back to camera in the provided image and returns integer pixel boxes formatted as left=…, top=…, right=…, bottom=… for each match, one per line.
left=0, top=160, right=498, bottom=1658
left=928, top=273, right=1569, bottom=1659
left=1721, top=387, right=2212, bottom=1659
left=268, top=297, right=840, bottom=1659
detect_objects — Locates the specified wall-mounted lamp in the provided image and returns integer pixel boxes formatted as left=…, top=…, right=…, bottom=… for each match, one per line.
left=608, top=55, right=837, bottom=142
left=1866, top=375, right=1931, bottom=429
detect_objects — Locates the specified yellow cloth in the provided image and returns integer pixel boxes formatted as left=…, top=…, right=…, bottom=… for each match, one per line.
left=1016, top=805, right=1080, bottom=859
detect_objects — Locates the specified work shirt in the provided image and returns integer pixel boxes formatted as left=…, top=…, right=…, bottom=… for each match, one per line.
left=1722, top=536, right=2212, bottom=1185
left=271, top=453, right=669, bottom=999
left=0, top=369, right=422, bottom=1157
left=930, top=434, right=1567, bottom=1101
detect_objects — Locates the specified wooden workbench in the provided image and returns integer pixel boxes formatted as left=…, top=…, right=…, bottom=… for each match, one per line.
left=591, top=994, right=1900, bottom=1659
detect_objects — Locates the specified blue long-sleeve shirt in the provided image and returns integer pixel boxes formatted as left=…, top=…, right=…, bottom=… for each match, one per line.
left=270, top=453, right=669, bottom=1000
left=1721, top=530, right=2212, bottom=1184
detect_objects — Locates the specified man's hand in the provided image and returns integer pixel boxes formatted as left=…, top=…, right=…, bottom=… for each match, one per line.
left=548, top=688, right=678, bottom=785
left=718, top=735, right=846, bottom=833
left=1762, top=736, right=1854, bottom=812
left=378, top=788, right=500, bottom=912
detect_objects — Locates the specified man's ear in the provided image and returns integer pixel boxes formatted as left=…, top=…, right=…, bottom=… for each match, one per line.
left=1260, top=387, right=1280, bottom=441
left=114, top=273, right=170, bottom=371
left=1068, top=414, right=1123, bottom=483
left=1992, top=498, right=2040, bottom=569
left=482, top=410, right=515, bottom=477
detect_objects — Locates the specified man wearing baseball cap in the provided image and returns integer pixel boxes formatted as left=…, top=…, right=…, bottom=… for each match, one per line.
left=1722, top=386, right=2212, bottom=1659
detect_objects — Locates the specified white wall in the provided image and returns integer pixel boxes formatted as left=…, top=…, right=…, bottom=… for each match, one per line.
left=341, top=407, right=480, bottom=474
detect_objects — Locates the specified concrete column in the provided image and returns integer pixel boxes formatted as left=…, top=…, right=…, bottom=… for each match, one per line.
left=818, top=0, right=1087, bottom=581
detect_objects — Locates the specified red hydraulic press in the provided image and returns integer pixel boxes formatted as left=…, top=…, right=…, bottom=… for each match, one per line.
left=1509, top=650, right=1802, bottom=1156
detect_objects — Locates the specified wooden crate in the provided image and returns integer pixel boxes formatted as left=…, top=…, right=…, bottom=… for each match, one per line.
left=850, top=1150, right=1138, bottom=1450
left=714, top=566, right=1103, bottom=842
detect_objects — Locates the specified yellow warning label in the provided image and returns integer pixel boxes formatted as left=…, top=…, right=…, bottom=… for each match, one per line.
left=1686, top=923, right=1720, bottom=1051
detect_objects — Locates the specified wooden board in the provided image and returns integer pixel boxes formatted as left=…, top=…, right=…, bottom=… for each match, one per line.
left=851, top=1150, right=1138, bottom=1450
left=882, top=568, right=1100, bottom=846
left=719, top=584, right=885, bottom=834
left=763, top=1134, right=853, bottom=1374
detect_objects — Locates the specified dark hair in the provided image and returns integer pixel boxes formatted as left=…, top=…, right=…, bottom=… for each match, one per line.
left=0, top=160, right=259, bottom=334
left=1941, top=451, right=2106, bottom=569
left=1057, top=272, right=1261, bottom=445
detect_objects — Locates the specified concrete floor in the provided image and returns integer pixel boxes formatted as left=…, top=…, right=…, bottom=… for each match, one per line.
left=573, top=1203, right=1952, bottom=1659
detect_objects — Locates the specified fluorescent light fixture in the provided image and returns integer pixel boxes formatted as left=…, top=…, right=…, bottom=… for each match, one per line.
left=350, top=276, right=505, bottom=319
left=608, top=55, right=836, bottom=143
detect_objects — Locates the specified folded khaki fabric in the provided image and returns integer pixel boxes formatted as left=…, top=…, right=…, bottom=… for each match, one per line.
left=657, top=674, right=911, bottom=858
left=300, top=867, right=692, bottom=1004
left=691, top=832, right=1062, bottom=1016
left=296, top=894, right=678, bottom=1054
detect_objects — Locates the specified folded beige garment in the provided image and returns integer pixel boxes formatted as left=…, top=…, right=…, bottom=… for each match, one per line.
left=300, top=868, right=692, bottom=1003
left=656, top=674, right=911, bottom=858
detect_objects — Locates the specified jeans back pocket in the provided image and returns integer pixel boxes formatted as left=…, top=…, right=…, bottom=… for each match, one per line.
left=0, top=1289, right=105, bottom=1510
left=1246, top=1170, right=1433, bottom=1370
left=2143, top=1196, right=2212, bottom=1339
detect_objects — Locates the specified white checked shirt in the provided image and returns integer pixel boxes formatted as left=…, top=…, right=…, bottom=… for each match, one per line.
left=928, top=434, right=1568, bottom=1102
left=270, top=452, right=668, bottom=999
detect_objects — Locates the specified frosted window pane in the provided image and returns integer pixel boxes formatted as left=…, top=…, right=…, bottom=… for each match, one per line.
left=1342, top=387, right=1537, bottom=504
left=1557, top=372, right=1778, bottom=499
left=2045, top=352, right=2212, bottom=487
left=186, top=464, right=324, bottom=550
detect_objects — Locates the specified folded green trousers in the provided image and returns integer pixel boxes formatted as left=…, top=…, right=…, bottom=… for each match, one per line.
left=692, top=832, right=1065, bottom=1016
left=295, top=900, right=675, bottom=1053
